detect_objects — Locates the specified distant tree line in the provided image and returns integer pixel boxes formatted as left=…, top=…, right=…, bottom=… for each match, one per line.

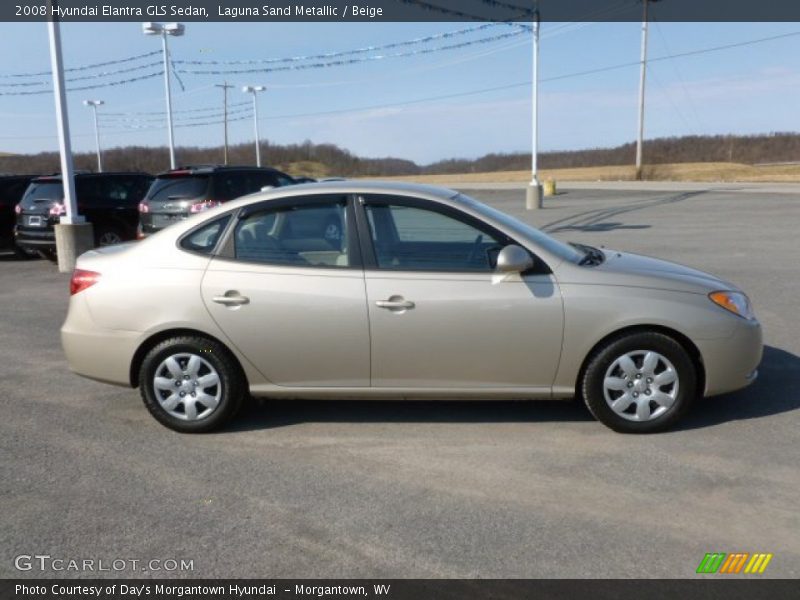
left=2, top=132, right=799, bottom=177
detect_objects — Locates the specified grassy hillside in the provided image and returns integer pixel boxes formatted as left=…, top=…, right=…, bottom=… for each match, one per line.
left=380, top=162, right=800, bottom=184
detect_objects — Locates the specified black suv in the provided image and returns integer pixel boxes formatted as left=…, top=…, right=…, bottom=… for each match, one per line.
left=138, top=165, right=296, bottom=236
left=0, top=174, right=37, bottom=257
left=15, top=172, right=153, bottom=256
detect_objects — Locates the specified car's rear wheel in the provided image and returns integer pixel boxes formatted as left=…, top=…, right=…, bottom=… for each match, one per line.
left=95, top=226, right=124, bottom=247
left=12, top=243, right=38, bottom=260
left=139, top=336, right=244, bottom=433
left=581, top=331, right=696, bottom=433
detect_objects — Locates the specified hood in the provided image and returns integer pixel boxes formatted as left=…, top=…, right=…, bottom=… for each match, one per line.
left=561, top=249, right=738, bottom=295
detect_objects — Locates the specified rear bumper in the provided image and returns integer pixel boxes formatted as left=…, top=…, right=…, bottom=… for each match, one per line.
left=139, top=212, right=188, bottom=235
left=697, top=318, right=763, bottom=396
left=15, top=225, right=55, bottom=250
left=61, top=294, right=140, bottom=387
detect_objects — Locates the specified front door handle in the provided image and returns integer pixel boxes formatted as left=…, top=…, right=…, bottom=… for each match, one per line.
left=376, top=297, right=415, bottom=310
left=212, top=292, right=250, bottom=306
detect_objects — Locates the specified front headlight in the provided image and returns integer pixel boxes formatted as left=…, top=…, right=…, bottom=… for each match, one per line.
left=709, top=291, right=755, bottom=320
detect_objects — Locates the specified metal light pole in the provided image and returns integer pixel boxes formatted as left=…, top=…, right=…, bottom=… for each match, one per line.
left=48, top=14, right=93, bottom=272
left=243, top=86, right=266, bottom=167
left=83, top=100, right=104, bottom=172
left=635, top=0, right=654, bottom=180
left=215, top=81, right=234, bottom=164
left=143, top=22, right=185, bottom=169
left=525, top=3, right=543, bottom=210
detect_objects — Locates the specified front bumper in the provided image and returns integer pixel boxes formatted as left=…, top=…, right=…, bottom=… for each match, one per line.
left=697, top=317, right=763, bottom=396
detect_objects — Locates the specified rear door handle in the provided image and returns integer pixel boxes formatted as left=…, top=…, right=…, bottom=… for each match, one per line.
left=376, top=298, right=415, bottom=310
left=212, top=293, right=250, bottom=306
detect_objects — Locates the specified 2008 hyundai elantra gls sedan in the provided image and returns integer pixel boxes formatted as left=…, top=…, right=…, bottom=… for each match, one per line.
left=61, top=181, right=762, bottom=433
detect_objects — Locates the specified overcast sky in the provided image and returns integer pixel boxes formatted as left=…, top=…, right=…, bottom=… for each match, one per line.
left=1, top=19, right=799, bottom=164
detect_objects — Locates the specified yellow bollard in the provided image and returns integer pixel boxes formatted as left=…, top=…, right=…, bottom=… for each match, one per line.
left=543, top=179, right=557, bottom=196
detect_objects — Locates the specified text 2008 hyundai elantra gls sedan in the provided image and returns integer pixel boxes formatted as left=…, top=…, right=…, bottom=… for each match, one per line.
left=61, top=181, right=762, bottom=433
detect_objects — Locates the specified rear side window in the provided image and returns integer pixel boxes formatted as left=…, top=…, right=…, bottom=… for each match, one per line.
left=180, top=215, right=231, bottom=254
left=146, top=176, right=209, bottom=202
left=233, top=198, right=349, bottom=268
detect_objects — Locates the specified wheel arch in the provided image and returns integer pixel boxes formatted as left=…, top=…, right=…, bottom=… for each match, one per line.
left=130, top=327, right=249, bottom=389
left=575, top=324, right=706, bottom=400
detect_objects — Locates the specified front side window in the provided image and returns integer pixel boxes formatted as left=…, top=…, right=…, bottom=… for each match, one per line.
left=364, top=201, right=506, bottom=271
left=234, top=198, right=349, bottom=268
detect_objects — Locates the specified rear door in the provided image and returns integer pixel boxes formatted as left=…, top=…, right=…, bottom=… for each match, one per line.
left=201, top=194, right=370, bottom=387
left=357, top=194, right=564, bottom=389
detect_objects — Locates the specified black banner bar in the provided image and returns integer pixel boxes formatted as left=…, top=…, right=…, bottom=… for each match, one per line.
left=2, top=580, right=799, bottom=600
left=4, top=0, right=800, bottom=23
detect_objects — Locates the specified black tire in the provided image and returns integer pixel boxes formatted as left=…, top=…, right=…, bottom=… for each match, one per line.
left=38, top=248, right=57, bottom=262
left=322, top=216, right=342, bottom=243
left=94, top=225, right=124, bottom=247
left=12, top=243, right=38, bottom=260
left=138, top=336, right=245, bottom=433
left=581, top=331, right=696, bottom=433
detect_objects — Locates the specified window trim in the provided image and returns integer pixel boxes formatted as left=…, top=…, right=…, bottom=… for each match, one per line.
left=354, top=194, right=546, bottom=274
left=216, top=193, right=363, bottom=270
left=177, top=213, right=234, bottom=257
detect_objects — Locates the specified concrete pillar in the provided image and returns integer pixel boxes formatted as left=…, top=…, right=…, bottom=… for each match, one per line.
left=55, top=223, right=95, bottom=273
left=526, top=182, right=543, bottom=210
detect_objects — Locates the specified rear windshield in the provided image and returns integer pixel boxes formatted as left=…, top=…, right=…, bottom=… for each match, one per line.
left=146, top=176, right=209, bottom=202
left=21, top=182, right=63, bottom=205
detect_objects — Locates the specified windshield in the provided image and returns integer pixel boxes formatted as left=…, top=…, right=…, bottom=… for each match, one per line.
left=455, top=193, right=584, bottom=264
left=146, top=176, right=209, bottom=203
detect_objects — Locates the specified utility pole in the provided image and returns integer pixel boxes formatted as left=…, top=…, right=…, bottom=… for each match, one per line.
left=635, top=0, right=656, bottom=180
left=243, top=86, right=266, bottom=167
left=525, top=1, right=542, bottom=210
left=48, top=10, right=94, bottom=272
left=215, top=81, right=234, bottom=164
left=83, top=100, right=104, bottom=172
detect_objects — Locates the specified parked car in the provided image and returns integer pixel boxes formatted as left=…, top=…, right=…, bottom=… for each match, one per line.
left=62, top=182, right=762, bottom=434
left=0, top=174, right=37, bottom=258
left=137, top=165, right=296, bottom=237
left=15, top=172, right=153, bottom=257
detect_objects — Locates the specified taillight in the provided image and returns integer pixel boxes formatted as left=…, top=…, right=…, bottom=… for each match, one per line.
left=49, top=202, right=66, bottom=216
left=190, top=199, right=222, bottom=213
left=69, top=269, right=101, bottom=296
left=138, top=201, right=150, bottom=213
left=14, top=204, right=21, bottom=215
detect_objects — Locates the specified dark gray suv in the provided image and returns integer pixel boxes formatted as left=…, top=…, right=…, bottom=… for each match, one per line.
left=138, top=165, right=296, bottom=237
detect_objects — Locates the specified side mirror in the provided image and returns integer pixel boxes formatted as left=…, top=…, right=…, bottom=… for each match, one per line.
left=496, top=244, right=534, bottom=273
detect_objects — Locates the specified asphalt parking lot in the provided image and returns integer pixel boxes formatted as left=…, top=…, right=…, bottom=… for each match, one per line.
left=1, top=184, right=798, bottom=578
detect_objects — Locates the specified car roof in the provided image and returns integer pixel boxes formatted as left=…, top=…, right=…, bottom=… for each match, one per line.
left=233, top=180, right=460, bottom=207
left=154, top=165, right=287, bottom=177
left=32, top=172, right=150, bottom=182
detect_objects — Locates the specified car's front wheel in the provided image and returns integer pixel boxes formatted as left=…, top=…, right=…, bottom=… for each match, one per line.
left=139, top=336, right=245, bottom=433
left=581, top=331, right=697, bottom=433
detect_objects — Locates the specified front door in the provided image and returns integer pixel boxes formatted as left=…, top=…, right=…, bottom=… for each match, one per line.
left=359, top=196, right=564, bottom=389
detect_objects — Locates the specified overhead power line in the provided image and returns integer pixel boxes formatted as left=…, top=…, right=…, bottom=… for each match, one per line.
left=0, top=50, right=161, bottom=79
left=176, top=23, right=504, bottom=66
left=177, top=28, right=528, bottom=75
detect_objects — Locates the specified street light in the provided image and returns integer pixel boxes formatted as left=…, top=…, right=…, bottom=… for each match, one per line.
left=142, top=21, right=185, bottom=169
left=83, top=100, right=104, bottom=172
left=525, top=2, right=542, bottom=210
left=242, top=85, right=266, bottom=167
